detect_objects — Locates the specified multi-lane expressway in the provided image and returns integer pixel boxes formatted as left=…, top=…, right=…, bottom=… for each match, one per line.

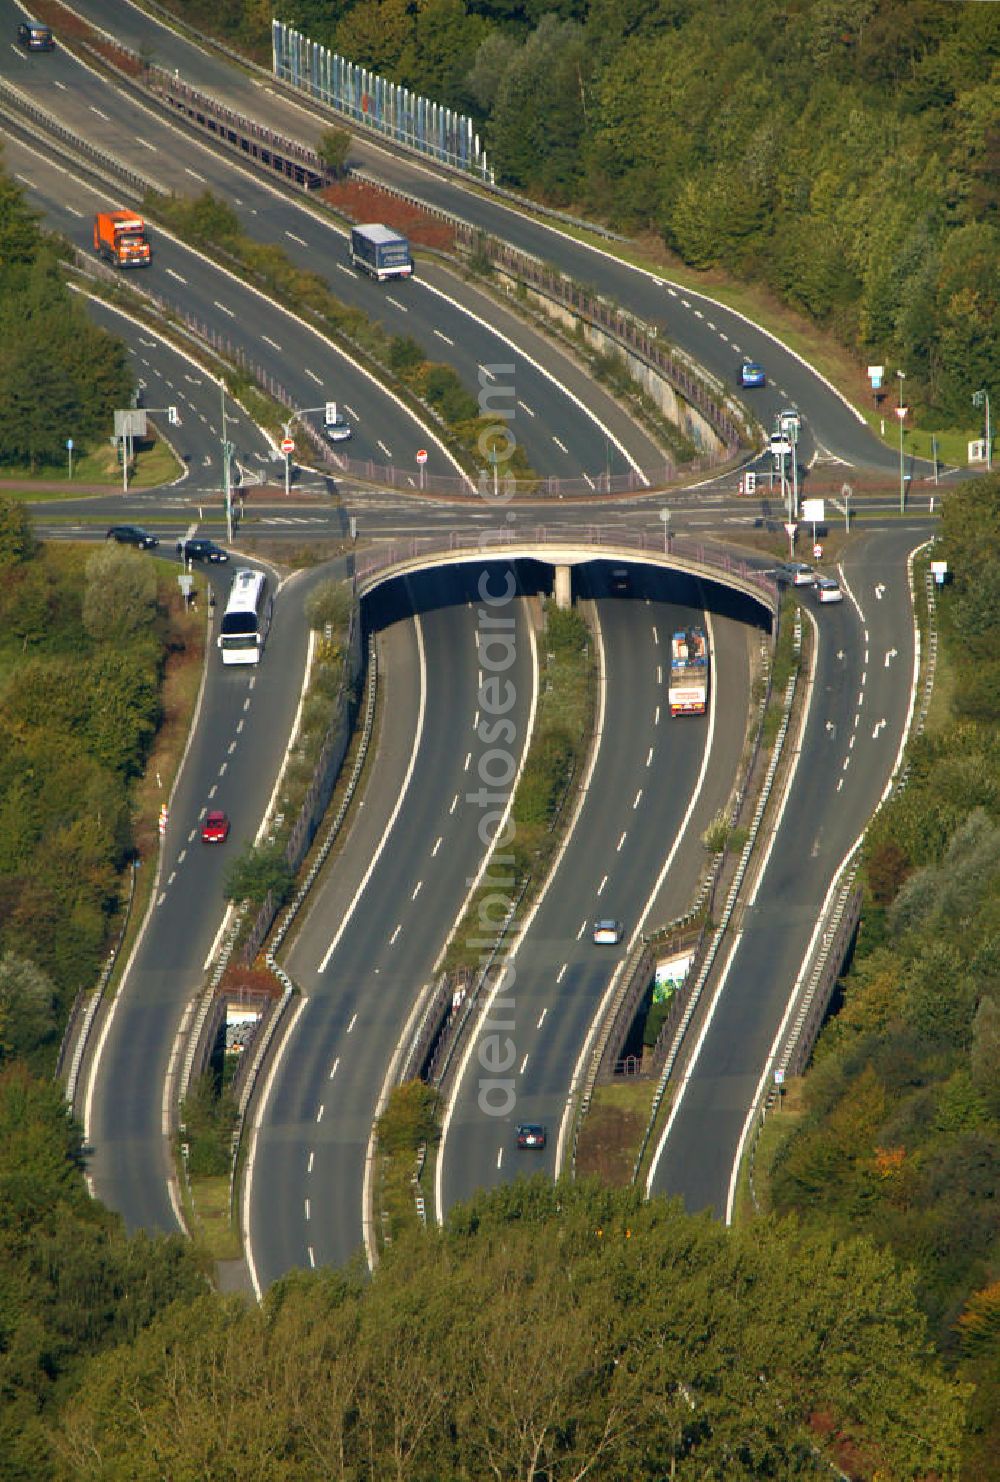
left=245, top=564, right=539, bottom=1287
left=3, top=0, right=940, bottom=1281
left=48, top=0, right=923, bottom=481
left=437, top=569, right=760, bottom=1216
left=646, top=526, right=923, bottom=1216
left=0, top=1, right=662, bottom=484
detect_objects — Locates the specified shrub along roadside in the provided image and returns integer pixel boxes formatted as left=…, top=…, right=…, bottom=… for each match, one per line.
left=375, top=1079, right=441, bottom=1244
left=0, top=508, right=204, bottom=1054
left=146, top=190, right=539, bottom=486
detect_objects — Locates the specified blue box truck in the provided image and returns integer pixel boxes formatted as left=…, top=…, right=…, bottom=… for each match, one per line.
left=349, top=224, right=413, bottom=281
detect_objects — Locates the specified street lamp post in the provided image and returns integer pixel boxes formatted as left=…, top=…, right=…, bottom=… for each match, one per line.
left=896, top=370, right=908, bottom=514
left=973, top=389, right=992, bottom=472
left=659, top=507, right=671, bottom=554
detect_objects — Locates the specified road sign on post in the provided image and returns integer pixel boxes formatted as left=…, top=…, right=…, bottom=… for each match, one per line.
left=281, top=436, right=295, bottom=498
left=416, top=448, right=428, bottom=489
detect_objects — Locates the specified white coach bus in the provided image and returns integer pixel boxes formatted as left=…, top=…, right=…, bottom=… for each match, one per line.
left=218, top=568, right=272, bottom=666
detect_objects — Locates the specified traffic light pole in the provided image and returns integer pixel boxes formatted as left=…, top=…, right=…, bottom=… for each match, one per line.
left=282, top=401, right=336, bottom=499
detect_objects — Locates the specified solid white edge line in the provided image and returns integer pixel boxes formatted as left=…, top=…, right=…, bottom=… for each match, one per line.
left=88, top=0, right=867, bottom=441
left=721, top=539, right=928, bottom=1222
left=243, top=995, right=309, bottom=1301
left=432, top=609, right=541, bottom=1225
left=360, top=592, right=539, bottom=1267
left=248, top=611, right=425, bottom=1292
left=416, top=277, right=648, bottom=483
left=320, top=613, right=428, bottom=973
left=555, top=606, right=718, bottom=1174
left=645, top=605, right=821, bottom=1202
left=81, top=571, right=215, bottom=1230
left=12, top=85, right=466, bottom=478
left=436, top=598, right=607, bottom=1221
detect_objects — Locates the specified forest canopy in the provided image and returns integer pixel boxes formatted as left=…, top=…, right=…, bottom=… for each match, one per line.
left=0, top=162, right=131, bottom=467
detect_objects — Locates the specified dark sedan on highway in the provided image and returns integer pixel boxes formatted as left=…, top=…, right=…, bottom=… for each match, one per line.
left=516, top=1124, right=547, bottom=1150
left=178, top=538, right=229, bottom=563
left=107, top=524, right=159, bottom=549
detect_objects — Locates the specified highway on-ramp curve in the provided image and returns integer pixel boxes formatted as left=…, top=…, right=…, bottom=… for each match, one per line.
left=246, top=564, right=539, bottom=1287
left=647, top=526, right=928, bottom=1216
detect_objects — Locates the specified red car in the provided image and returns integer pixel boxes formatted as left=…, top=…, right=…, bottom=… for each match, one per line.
left=201, top=810, right=230, bottom=844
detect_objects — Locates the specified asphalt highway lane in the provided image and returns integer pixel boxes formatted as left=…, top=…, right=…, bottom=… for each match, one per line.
left=247, top=563, right=538, bottom=1285
left=58, top=0, right=902, bottom=476
left=438, top=564, right=762, bottom=1215
left=0, top=9, right=660, bottom=481
left=647, top=526, right=925, bottom=1215
left=86, top=561, right=312, bottom=1232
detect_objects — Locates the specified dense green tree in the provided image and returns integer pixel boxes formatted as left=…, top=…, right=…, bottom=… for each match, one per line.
left=334, top=0, right=415, bottom=74
left=83, top=645, right=162, bottom=777
left=0, top=1066, right=204, bottom=1480
left=0, top=497, right=36, bottom=568
left=402, top=0, right=489, bottom=105
left=0, top=953, right=58, bottom=1070
left=53, top=1181, right=967, bottom=1478
left=487, top=15, right=590, bottom=197
left=317, top=125, right=352, bottom=176
left=82, top=543, right=159, bottom=644
left=223, top=840, right=293, bottom=907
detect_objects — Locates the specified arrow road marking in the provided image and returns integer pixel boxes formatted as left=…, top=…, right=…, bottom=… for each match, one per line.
left=875, top=583, right=886, bottom=600
left=884, top=648, right=898, bottom=667
left=872, top=718, right=887, bottom=738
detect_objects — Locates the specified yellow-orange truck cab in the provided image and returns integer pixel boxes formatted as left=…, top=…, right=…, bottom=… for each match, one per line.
left=93, top=212, right=151, bottom=268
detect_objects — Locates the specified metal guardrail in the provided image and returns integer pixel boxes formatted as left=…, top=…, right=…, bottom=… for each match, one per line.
left=61, top=860, right=138, bottom=1112
left=427, top=879, right=531, bottom=1093
left=745, top=549, right=941, bottom=1212
left=0, top=78, right=164, bottom=197
left=6, top=53, right=739, bottom=497
left=7, top=29, right=743, bottom=491
left=241, top=612, right=360, bottom=964
left=227, top=632, right=379, bottom=1216
left=630, top=612, right=803, bottom=1185
left=473, top=233, right=743, bottom=457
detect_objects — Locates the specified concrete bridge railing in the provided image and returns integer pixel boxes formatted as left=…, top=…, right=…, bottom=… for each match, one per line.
left=354, top=525, right=779, bottom=615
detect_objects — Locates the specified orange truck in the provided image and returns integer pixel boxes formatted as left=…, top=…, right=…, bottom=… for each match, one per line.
left=93, top=211, right=151, bottom=268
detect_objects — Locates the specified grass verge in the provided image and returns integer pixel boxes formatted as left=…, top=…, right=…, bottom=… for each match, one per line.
left=0, top=429, right=182, bottom=498
left=184, top=1174, right=243, bottom=1262
left=731, top=1078, right=806, bottom=1226
left=574, top=1078, right=658, bottom=1187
